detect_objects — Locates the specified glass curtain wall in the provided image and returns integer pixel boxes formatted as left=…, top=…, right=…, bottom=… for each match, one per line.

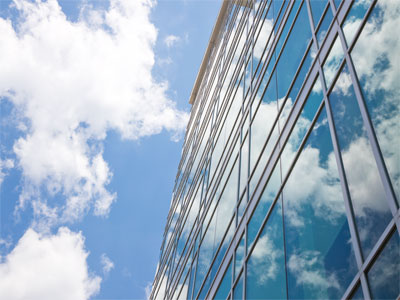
left=151, top=1, right=400, bottom=299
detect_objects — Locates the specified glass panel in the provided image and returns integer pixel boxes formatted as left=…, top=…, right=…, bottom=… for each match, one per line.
left=342, top=0, right=373, bottom=46
left=350, top=283, right=364, bottom=300
left=247, top=162, right=281, bottom=251
left=284, top=107, right=357, bottom=299
left=234, top=234, right=245, bottom=278
left=310, top=0, right=328, bottom=28
left=246, top=198, right=286, bottom=299
left=316, top=4, right=333, bottom=47
left=323, top=36, right=344, bottom=89
left=329, top=65, right=392, bottom=258
left=367, top=231, right=400, bottom=300
left=276, top=2, right=312, bottom=109
left=351, top=0, right=400, bottom=202
left=281, top=77, right=323, bottom=177
left=240, top=134, right=249, bottom=196
left=214, top=260, right=232, bottom=300
left=233, top=272, right=243, bottom=300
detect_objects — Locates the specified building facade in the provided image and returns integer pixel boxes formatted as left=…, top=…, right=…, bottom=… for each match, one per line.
left=150, top=0, right=400, bottom=299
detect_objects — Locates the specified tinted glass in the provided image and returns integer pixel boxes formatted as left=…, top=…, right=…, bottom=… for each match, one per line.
left=350, top=283, right=364, bottom=300
left=342, top=0, right=373, bottom=46
left=367, top=231, right=400, bottom=299
left=329, top=65, right=392, bottom=257
left=323, top=36, right=344, bottom=89
left=284, top=107, right=357, bottom=299
left=235, top=234, right=245, bottom=278
left=246, top=198, right=286, bottom=299
left=309, top=0, right=328, bottom=28
left=233, top=272, right=243, bottom=300
left=351, top=0, right=400, bottom=202
left=214, top=260, right=232, bottom=300
left=316, top=4, right=333, bottom=47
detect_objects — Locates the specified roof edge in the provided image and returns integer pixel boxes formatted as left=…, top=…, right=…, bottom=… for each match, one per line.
left=188, top=0, right=230, bottom=105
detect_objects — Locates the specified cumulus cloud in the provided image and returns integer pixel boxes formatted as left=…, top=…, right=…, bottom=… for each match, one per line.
left=100, top=253, right=114, bottom=275
left=0, top=0, right=189, bottom=228
left=0, top=227, right=101, bottom=300
left=164, top=34, right=180, bottom=48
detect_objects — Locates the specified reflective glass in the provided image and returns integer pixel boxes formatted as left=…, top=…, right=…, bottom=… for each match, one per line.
left=316, top=4, right=333, bottom=47
left=276, top=2, right=312, bottom=108
left=280, top=42, right=315, bottom=126
left=342, top=0, right=373, bottom=46
left=246, top=198, right=286, bottom=299
left=247, top=162, right=281, bottom=251
left=351, top=0, right=400, bottom=202
left=350, top=283, right=364, bottom=300
left=234, top=233, right=245, bottom=278
left=284, top=107, right=357, bottom=299
left=329, top=65, right=392, bottom=258
left=214, top=260, right=232, bottom=300
left=281, top=77, right=323, bottom=177
left=309, top=0, right=328, bottom=29
left=240, top=134, right=249, bottom=196
left=367, top=231, right=400, bottom=299
left=233, top=272, right=243, bottom=300
left=323, top=36, right=344, bottom=89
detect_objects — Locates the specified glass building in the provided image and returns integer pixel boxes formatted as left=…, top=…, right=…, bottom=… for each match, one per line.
left=150, top=0, right=400, bottom=299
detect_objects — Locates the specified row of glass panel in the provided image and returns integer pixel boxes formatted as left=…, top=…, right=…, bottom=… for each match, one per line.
left=151, top=0, right=400, bottom=298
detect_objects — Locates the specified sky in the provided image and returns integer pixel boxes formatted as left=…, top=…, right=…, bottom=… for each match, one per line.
left=0, top=0, right=221, bottom=299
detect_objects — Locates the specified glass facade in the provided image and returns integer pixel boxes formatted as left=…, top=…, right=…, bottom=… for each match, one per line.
left=150, top=1, right=400, bottom=299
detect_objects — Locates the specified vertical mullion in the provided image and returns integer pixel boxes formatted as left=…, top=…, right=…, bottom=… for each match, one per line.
left=333, top=1, right=399, bottom=220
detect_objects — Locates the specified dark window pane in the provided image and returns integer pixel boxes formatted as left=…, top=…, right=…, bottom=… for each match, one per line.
left=316, top=4, right=333, bottom=47
left=350, top=283, right=364, bottom=300
left=233, top=272, right=243, bottom=300
left=284, top=107, right=357, bottom=299
left=309, top=0, right=328, bottom=28
left=235, top=233, right=245, bottom=278
left=329, top=64, right=392, bottom=258
left=246, top=198, right=286, bottom=300
left=367, top=231, right=400, bottom=300
left=214, top=260, right=232, bottom=300
left=351, top=0, right=400, bottom=202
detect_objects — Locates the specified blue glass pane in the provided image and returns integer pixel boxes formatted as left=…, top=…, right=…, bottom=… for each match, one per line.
left=276, top=2, right=312, bottom=107
left=323, top=35, right=344, bottom=88
left=247, top=163, right=281, bottom=251
left=350, top=283, right=364, bottom=300
left=367, top=231, right=400, bottom=299
left=281, top=77, right=323, bottom=177
left=246, top=198, right=286, bottom=299
left=351, top=0, right=400, bottom=203
left=214, top=260, right=232, bottom=300
left=309, top=0, right=328, bottom=28
left=329, top=64, right=392, bottom=258
left=316, top=4, right=333, bottom=47
left=233, top=272, right=243, bottom=300
left=342, top=0, right=373, bottom=46
left=235, top=233, right=245, bottom=278
left=284, top=107, right=357, bottom=299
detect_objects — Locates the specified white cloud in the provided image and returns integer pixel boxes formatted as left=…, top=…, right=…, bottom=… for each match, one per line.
left=0, top=0, right=189, bottom=228
left=0, top=227, right=101, bottom=300
left=0, top=158, right=14, bottom=186
left=164, top=34, right=180, bottom=48
left=288, top=251, right=340, bottom=294
left=100, top=253, right=114, bottom=274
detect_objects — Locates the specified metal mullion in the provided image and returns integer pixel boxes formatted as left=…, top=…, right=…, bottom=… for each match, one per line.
left=335, top=8, right=399, bottom=219
left=316, top=17, right=372, bottom=298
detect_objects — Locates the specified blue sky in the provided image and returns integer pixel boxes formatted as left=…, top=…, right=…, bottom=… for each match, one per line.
left=0, top=0, right=221, bottom=299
